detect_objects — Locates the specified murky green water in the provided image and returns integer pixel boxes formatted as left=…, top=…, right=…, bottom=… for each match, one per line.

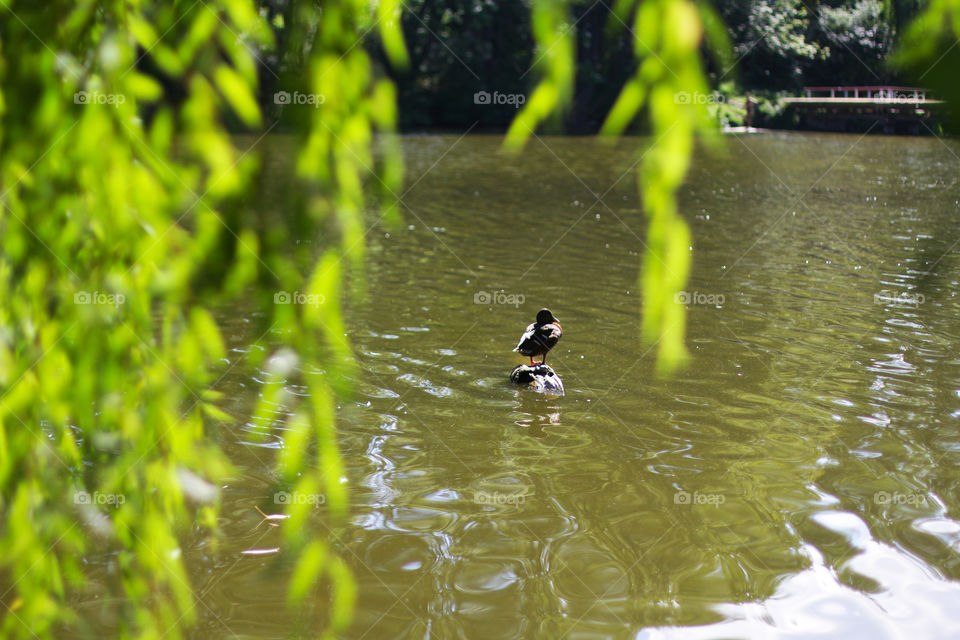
left=198, top=132, right=960, bottom=638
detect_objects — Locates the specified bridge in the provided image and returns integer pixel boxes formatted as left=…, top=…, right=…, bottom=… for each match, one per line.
left=782, top=86, right=945, bottom=134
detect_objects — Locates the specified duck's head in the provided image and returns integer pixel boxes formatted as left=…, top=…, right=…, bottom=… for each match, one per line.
left=536, top=308, right=556, bottom=325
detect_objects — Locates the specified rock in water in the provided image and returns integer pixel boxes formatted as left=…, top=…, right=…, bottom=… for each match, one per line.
left=510, top=363, right=564, bottom=396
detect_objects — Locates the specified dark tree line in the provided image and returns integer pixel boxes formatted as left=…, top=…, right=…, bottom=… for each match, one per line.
left=357, top=0, right=929, bottom=132
left=245, top=0, right=936, bottom=133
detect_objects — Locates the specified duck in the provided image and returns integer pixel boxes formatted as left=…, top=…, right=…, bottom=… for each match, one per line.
left=513, top=308, right=562, bottom=365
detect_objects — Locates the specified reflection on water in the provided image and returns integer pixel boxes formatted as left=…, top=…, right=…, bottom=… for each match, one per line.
left=169, top=132, right=960, bottom=638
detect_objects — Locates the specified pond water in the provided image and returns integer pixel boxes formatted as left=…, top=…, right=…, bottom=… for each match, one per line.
left=201, top=132, right=960, bottom=639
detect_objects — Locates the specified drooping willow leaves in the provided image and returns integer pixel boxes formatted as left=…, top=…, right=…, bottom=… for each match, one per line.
left=893, top=0, right=960, bottom=128
left=0, top=0, right=404, bottom=638
left=507, top=0, right=729, bottom=375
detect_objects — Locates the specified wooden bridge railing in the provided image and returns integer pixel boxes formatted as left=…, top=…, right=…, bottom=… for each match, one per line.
left=802, top=86, right=930, bottom=101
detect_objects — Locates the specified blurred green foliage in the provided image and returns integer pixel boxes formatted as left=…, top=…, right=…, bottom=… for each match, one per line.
left=894, top=0, right=960, bottom=128
left=0, top=0, right=403, bottom=638
left=503, top=0, right=724, bottom=373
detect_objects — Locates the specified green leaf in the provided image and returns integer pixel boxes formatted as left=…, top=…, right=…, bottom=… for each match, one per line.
left=213, top=64, right=262, bottom=128
left=288, top=540, right=328, bottom=603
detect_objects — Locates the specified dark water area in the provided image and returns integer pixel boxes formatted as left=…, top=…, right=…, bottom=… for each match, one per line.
left=128, top=131, right=960, bottom=639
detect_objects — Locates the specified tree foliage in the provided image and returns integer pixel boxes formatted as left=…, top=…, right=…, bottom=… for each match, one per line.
left=501, top=0, right=726, bottom=373
left=379, top=0, right=930, bottom=123
left=894, top=0, right=960, bottom=126
left=0, top=0, right=404, bottom=638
